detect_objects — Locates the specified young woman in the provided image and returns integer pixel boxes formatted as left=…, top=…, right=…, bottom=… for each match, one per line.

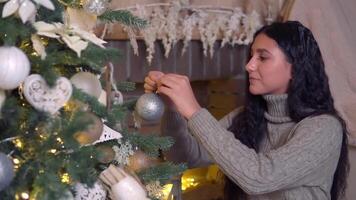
left=144, top=21, right=349, bottom=200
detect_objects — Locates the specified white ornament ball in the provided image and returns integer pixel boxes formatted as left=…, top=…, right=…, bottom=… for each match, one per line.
left=135, top=93, right=164, bottom=121
left=83, top=0, right=109, bottom=15
left=111, top=176, right=149, bottom=200
left=0, top=152, right=14, bottom=191
left=0, top=46, right=30, bottom=90
left=70, top=72, right=102, bottom=98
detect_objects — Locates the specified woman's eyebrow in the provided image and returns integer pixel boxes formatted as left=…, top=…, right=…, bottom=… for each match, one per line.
left=250, top=48, right=271, bottom=56
left=255, top=48, right=271, bottom=55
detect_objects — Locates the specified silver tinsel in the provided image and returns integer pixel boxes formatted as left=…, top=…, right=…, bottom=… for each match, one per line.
left=135, top=93, right=164, bottom=121
left=0, top=152, right=14, bottom=191
left=83, top=0, right=109, bottom=15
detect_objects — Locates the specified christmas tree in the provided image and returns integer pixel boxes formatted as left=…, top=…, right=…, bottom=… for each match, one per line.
left=0, top=0, right=186, bottom=199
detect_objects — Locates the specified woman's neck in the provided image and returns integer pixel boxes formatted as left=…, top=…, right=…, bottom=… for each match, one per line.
left=263, top=94, right=292, bottom=123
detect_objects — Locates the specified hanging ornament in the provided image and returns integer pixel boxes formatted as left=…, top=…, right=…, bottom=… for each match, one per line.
left=70, top=72, right=102, bottom=99
left=74, top=112, right=103, bottom=145
left=0, top=46, right=30, bottom=90
left=111, top=90, right=123, bottom=106
left=112, top=140, right=134, bottom=166
left=93, top=124, right=123, bottom=144
left=23, top=74, right=72, bottom=115
left=99, top=165, right=149, bottom=200
left=135, top=93, right=164, bottom=121
left=83, top=0, right=109, bottom=16
left=0, top=152, right=14, bottom=191
left=74, top=181, right=106, bottom=200
left=128, top=150, right=160, bottom=172
left=96, top=145, right=115, bottom=164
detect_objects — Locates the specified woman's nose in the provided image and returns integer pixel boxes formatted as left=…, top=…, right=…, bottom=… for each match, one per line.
left=245, top=58, right=257, bottom=72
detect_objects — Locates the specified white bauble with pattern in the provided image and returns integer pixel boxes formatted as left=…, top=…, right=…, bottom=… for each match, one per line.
left=23, top=74, right=72, bottom=115
left=0, top=46, right=30, bottom=90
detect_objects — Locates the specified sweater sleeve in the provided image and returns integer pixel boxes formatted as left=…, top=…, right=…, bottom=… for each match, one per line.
left=187, top=108, right=343, bottom=195
left=161, top=108, right=240, bottom=168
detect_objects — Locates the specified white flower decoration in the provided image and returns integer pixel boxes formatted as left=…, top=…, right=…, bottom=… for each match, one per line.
left=32, top=21, right=106, bottom=57
left=1, top=0, right=54, bottom=23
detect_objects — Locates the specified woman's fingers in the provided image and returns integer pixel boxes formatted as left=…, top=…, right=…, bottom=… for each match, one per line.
left=156, top=84, right=173, bottom=97
left=144, top=76, right=156, bottom=86
left=143, top=82, right=156, bottom=93
left=157, top=75, right=181, bottom=89
left=148, top=71, right=164, bottom=81
left=144, top=71, right=165, bottom=93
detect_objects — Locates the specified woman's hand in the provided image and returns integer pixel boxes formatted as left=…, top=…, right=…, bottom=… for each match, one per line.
left=156, top=73, right=201, bottom=119
left=144, top=71, right=176, bottom=110
left=144, top=71, right=164, bottom=93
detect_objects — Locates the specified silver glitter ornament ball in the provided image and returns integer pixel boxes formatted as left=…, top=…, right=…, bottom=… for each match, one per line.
left=0, top=152, right=14, bottom=191
left=135, top=93, right=164, bottom=121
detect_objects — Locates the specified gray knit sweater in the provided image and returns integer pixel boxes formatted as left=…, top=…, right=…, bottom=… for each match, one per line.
left=161, top=94, right=342, bottom=200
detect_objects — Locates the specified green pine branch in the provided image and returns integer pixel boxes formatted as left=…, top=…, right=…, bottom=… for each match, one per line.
left=99, top=10, right=147, bottom=28
left=116, top=81, right=136, bottom=92
left=138, top=162, right=187, bottom=184
left=125, top=133, right=175, bottom=157
left=36, top=0, right=65, bottom=23
left=0, top=16, right=33, bottom=46
left=44, top=44, right=120, bottom=72
left=56, top=0, right=82, bottom=8
left=71, top=87, right=108, bottom=117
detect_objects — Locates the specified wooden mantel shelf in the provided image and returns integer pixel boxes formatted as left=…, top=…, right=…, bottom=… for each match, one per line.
left=95, top=23, right=224, bottom=41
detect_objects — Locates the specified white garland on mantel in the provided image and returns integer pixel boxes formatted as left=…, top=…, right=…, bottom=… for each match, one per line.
left=105, top=1, right=264, bottom=65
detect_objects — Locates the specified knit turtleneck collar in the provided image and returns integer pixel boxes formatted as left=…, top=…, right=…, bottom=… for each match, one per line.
left=263, top=94, right=292, bottom=123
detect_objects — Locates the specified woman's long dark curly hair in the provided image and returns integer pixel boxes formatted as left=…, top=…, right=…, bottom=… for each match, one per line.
left=225, top=21, right=349, bottom=200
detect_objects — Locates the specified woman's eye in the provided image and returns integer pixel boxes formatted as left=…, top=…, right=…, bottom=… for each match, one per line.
left=259, top=56, right=267, bottom=61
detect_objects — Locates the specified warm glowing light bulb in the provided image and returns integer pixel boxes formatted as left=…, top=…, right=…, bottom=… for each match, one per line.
left=14, top=139, right=23, bottom=148
left=61, top=173, right=71, bottom=183
left=13, top=158, right=20, bottom=164
left=20, top=192, right=29, bottom=199
left=56, top=137, right=63, bottom=144
left=49, top=149, right=57, bottom=154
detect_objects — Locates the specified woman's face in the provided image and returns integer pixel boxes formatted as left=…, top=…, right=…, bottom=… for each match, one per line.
left=245, top=33, right=292, bottom=95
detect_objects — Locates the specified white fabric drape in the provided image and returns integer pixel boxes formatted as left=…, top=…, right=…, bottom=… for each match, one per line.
left=287, top=0, right=356, bottom=146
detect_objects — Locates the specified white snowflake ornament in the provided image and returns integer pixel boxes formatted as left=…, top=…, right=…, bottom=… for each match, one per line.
left=112, top=140, right=134, bottom=165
